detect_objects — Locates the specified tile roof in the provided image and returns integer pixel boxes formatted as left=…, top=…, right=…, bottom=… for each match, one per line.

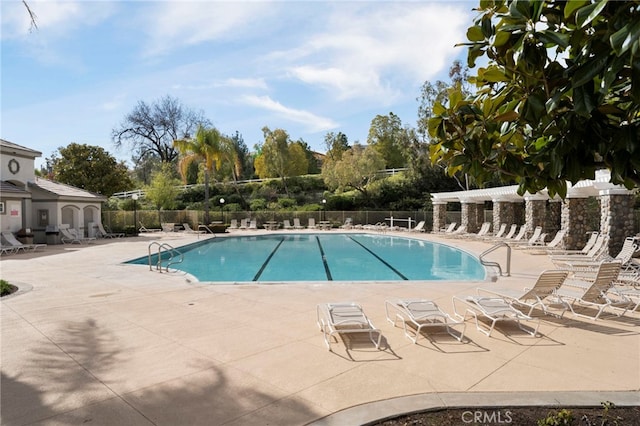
left=29, top=177, right=107, bottom=200
left=0, top=180, right=30, bottom=196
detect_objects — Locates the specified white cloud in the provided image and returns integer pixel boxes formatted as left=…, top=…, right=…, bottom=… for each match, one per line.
left=142, top=2, right=274, bottom=57
left=173, top=77, right=268, bottom=91
left=241, top=95, right=338, bottom=132
left=280, top=3, right=470, bottom=101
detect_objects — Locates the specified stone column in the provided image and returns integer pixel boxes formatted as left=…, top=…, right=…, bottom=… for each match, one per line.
left=547, top=200, right=562, bottom=234
left=476, top=202, right=486, bottom=230
left=492, top=199, right=515, bottom=233
left=432, top=201, right=447, bottom=233
left=560, top=196, right=591, bottom=250
left=600, top=189, right=635, bottom=256
left=461, top=201, right=479, bottom=233
left=524, top=195, right=547, bottom=233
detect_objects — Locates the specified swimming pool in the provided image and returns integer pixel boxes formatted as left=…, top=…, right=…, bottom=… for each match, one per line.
left=127, top=233, right=486, bottom=282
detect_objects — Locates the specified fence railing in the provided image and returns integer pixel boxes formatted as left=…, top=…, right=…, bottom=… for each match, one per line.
left=102, top=208, right=640, bottom=234
left=102, top=210, right=433, bottom=232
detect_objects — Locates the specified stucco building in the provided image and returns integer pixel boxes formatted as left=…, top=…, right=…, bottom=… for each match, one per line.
left=1, top=139, right=107, bottom=244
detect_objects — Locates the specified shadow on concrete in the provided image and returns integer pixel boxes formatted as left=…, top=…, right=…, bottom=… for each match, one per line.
left=1, top=318, right=322, bottom=425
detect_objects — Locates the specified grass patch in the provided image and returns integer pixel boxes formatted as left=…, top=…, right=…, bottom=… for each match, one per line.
left=0, top=279, right=17, bottom=297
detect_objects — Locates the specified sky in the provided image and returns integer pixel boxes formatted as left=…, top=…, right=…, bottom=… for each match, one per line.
left=2, top=0, right=477, bottom=169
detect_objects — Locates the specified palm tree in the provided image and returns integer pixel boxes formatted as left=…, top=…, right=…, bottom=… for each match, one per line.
left=173, top=126, right=223, bottom=224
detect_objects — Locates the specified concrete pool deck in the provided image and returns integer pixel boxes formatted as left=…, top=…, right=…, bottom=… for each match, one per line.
left=1, top=230, right=638, bottom=425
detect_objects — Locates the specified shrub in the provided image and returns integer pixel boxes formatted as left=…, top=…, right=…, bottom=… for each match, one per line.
left=0, top=279, right=15, bottom=297
left=537, top=409, right=574, bottom=426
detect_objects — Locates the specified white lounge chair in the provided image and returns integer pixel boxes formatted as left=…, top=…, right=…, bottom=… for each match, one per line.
left=461, top=222, right=491, bottom=239
left=60, top=226, right=95, bottom=244
left=293, top=218, right=304, bottom=229
left=139, top=222, right=161, bottom=233
left=484, top=223, right=507, bottom=241
left=385, top=299, right=465, bottom=343
left=476, top=270, right=570, bottom=317
left=340, top=218, right=353, bottom=229
left=283, top=220, right=294, bottom=230
left=238, top=219, right=250, bottom=230
left=439, top=222, right=457, bottom=234
left=1, top=231, right=46, bottom=252
left=522, top=229, right=567, bottom=254
left=248, top=220, right=258, bottom=230
left=316, top=302, right=382, bottom=351
left=553, top=261, right=629, bottom=320
left=504, top=225, right=527, bottom=243
left=550, top=234, right=609, bottom=264
left=509, top=226, right=543, bottom=247
left=182, top=223, right=204, bottom=234
left=547, top=231, right=599, bottom=256
left=453, top=295, right=540, bottom=337
left=307, top=218, right=317, bottom=229
left=409, top=221, right=426, bottom=233
left=97, top=223, right=124, bottom=238
left=443, top=224, right=467, bottom=238
left=0, top=245, right=17, bottom=255
left=555, top=237, right=638, bottom=273
left=488, top=224, right=518, bottom=242
left=226, top=219, right=238, bottom=231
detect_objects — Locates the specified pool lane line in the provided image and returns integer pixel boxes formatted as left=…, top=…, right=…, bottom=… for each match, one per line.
left=315, top=236, right=333, bottom=281
left=348, top=236, right=408, bottom=280
left=253, top=237, right=285, bottom=281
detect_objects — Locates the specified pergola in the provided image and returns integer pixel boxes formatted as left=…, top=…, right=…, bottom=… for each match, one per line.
left=431, top=170, right=637, bottom=255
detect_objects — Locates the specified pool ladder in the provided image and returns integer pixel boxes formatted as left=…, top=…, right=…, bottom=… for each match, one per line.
left=479, top=242, right=511, bottom=277
left=148, top=242, right=184, bottom=273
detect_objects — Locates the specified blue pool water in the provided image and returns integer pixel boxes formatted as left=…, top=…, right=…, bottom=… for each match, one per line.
left=126, top=233, right=486, bottom=282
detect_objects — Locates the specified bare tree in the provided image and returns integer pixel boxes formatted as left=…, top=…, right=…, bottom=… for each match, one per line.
left=23, top=1, right=38, bottom=31
left=112, top=95, right=210, bottom=164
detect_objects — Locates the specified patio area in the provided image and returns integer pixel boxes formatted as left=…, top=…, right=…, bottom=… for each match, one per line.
left=1, top=230, right=638, bottom=425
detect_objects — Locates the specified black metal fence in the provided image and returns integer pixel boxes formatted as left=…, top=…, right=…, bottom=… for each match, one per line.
left=102, top=208, right=640, bottom=234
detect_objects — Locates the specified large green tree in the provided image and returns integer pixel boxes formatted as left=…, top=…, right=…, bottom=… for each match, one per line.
left=254, top=127, right=308, bottom=195
left=367, top=113, right=408, bottom=169
left=144, top=163, right=181, bottom=222
left=173, top=125, right=223, bottom=223
left=321, top=144, right=386, bottom=200
left=51, top=143, right=133, bottom=196
left=323, top=131, right=350, bottom=161
left=429, top=0, right=640, bottom=197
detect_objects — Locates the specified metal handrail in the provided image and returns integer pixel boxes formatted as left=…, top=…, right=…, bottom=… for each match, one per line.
left=479, top=242, right=511, bottom=277
left=197, top=224, right=215, bottom=239
left=148, top=241, right=183, bottom=273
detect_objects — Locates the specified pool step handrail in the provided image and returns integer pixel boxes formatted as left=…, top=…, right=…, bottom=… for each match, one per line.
left=479, top=242, right=511, bottom=277
left=197, top=224, right=214, bottom=238
left=148, top=241, right=184, bottom=273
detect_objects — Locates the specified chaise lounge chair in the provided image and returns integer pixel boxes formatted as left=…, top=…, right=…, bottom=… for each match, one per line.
left=283, top=219, right=294, bottom=230
left=385, top=299, right=465, bottom=343
left=97, top=223, right=124, bottom=238
left=553, top=261, right=630, bottom=320
left=59, top=226, right=96, bottom=244
left=452, top=295, right=540, bottom=337
left=307, top=218, right=317, bottom=229
left=409, top=220, right=426, bottom=233
left=438, top=222, right=457, bottom=234
left=522, top=229, right=566, bottom=254
left=316, top=302, right=382, bottom=351
left=554, top=237, right=638, bottom=273
left=182, top=223, right=205, bottom=234
left=293, top=218, right=304, bottom=229
left=1, top=231, right=46, bottom=252
left=476, top=270, right=570, bottom=317
left=139, top=222, right=161, bottom=233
